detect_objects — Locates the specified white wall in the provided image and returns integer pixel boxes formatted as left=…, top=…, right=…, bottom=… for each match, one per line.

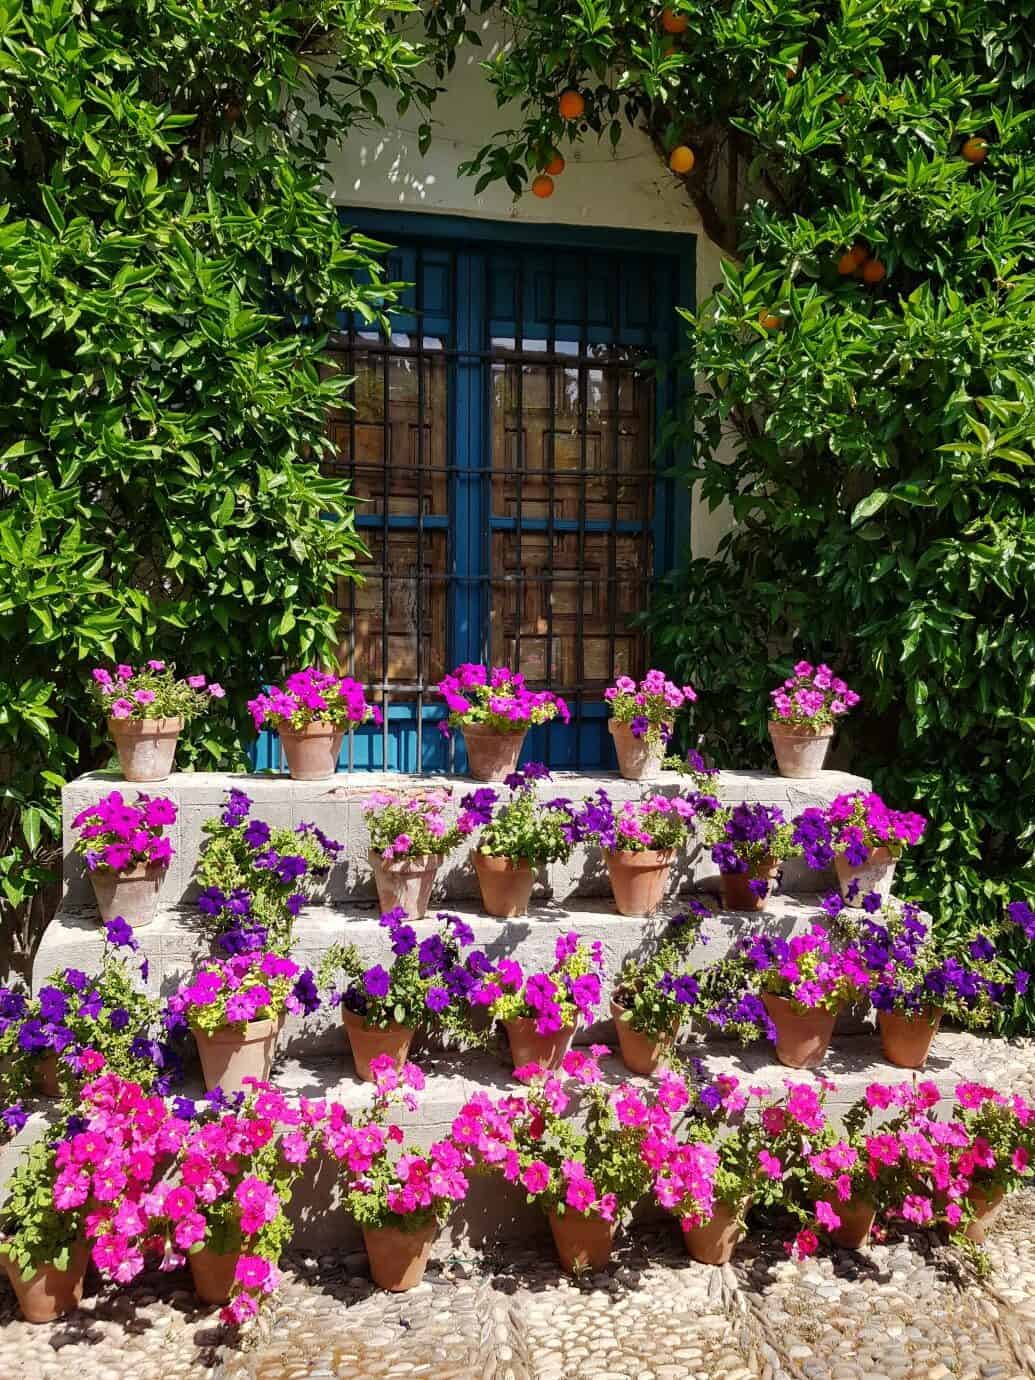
left=325, top=18, right=731, bottom=559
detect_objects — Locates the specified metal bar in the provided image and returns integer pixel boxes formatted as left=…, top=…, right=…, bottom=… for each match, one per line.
left=639, top=261, right=656, bottom=680
left=513, top=251, right=525, bottom=679
left=544, top=249, right=557, bottom=769
left=574, top=262, right=588, bottom=766
left=415, top=245, right=426, bottom=775
left=346, top=331, right=358, bottom=771
left=329, top=338, right=650, bottom=369
left=607, top=253, right=621, bottom=687
left=380, top=315, right=391, bottom=771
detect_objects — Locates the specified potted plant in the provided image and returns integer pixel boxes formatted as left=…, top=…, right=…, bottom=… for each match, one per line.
left=610, top=905, right=710, bottom=1074
left=703, top=801, right=800, bottom=911
left=83, top=1075, right=313, bottom=1323
left=833, top=892, right=1011, bottom=1067
left=462, top=764, right=573, bottom=916
left=947, top=1082, right=1035, bottom=1245
left=569, top=789, right=703, bottom=916
left=471, top=932, right=604, bottom=1069
left=767, top=660, right=860, bottom=779
left=196, top=788, right=342, bottom=950
left=91, top=661, right=224, bottom=782
left=73, top=789, right=176, bottom=926
left=604, top=670, right=697, bottom=779
left=320, top=910, right=486, bottom=1081
left=0, top=1125, right=89, bottom=1322
left=247, top=667, right=381, bottom=780
left=165, top=947, right=320, bottom=1094
left=435, top=663, right=570, bottom=781
left=0, top=917, right=171, bottom=1102
left=792, top=791, right=927, bottom=904
left=458, top=1048, right=664, bottom=1273
left=733, top=923, right=870, bottom=1067
left=321, top=1054, right=469, bottom=1290
left=363, top=789, right=469, bottom=919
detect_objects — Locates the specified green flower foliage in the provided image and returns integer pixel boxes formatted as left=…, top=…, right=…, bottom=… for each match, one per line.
left=0, top=1128, right=83, bottom=1277
left=0, top=0, right=474, bottom=952
left=446, top=0, right=1035, bottom=1028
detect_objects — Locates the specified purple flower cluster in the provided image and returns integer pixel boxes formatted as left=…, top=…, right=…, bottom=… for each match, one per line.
left=73, top=791, right=176, bottom=873
left=565, top=789, right=703, bottom=853
left=248, top=668, right=381, bottom=732
left=792, top=792, right=927, bottom=870
left=436, top=664, right=570, bottom=731
left=710, top=803, right=789, bottom=876
left=341, top=910, right=487, bottom=1021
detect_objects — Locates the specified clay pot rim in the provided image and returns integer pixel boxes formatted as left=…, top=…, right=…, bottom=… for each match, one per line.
left=368, top=848, right=443, bottom=872
left=606, top=847, right=676, bottom=865
left=107, top=715, right=184, bottom=733
left=503, top=1015, right=577, bottom=1036
left=341, top=1007, right=414, bottom=1036
left=607, top=718, right=660, bottom=737
left=768, top=719, right=835, bottom=739
left=473, top=850, right=534, bottom=870
left=190, top=1016, right=281, bottom=1042
left=92, top=858, right=167, bottom=878
left=277, top=720, right=347, bottom=738
left=461, top=721, right=527, bottom=738
left=878, top=1005, right=943, bottom=1025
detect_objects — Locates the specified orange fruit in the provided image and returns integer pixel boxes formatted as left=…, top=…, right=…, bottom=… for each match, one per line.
left=531, top=174, right=555, bottom=199
left=861, top=258, right=886, bottom=283
left=661, top=7, right=689, bottom=33
left=837, top=244, right=868, bottom=274
left=669, top=144, right=695, bottom=174
left=545, top=152, right=565, bottom=176
left=961, top=136, right=988, bottom=163
left=759, top=309, right=783, bottom=330
left=558, top=89, right=585, bottom=121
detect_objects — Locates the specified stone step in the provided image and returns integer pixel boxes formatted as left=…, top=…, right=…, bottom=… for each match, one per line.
left=61, top=767, right=870, bottom=909
left=35, top=892, right=838, bottom=1054
left=4, top=1032, right=1022, bottom=1253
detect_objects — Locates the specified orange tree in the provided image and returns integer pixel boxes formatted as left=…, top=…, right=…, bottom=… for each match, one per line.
left=447, top=0, right=1035, bottom=1021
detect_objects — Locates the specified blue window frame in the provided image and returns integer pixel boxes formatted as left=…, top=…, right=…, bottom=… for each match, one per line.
left=253, top=212, right=694, bottom=775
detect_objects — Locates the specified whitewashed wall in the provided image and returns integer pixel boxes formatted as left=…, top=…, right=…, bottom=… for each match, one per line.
left=325, top=18, right=732, bottom=559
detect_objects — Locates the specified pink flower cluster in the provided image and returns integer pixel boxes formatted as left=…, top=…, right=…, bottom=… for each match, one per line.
left=770, top=661, right=860, bottom=728
left=472, top=933, right=604, bottom=1035
left=167, top=949, right=308, bottom=1029
left=92, top=662, right=224, bottom=719
left=248, top=668, right=381, bottom=732
left=613, top=794, right=699, bottom=850
left=436, top=664, right=570, bottom=731
left=604, top=670, right=697, bottom=712
left=73, top=790, right=177, bottom=873
left=827, top=791, right=927, bottom=852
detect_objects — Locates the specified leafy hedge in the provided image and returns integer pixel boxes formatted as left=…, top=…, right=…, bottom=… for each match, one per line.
left=0, top=0, right=473, bottom=955
left=449, top=0, right=1035, bottom=1023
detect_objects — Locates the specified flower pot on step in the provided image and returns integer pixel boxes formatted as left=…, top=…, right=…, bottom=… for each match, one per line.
left=608, top=720, right=664, bottom=780
left=277, top=722, right=344, bottom=780
left=768, top=721, right=834, bottom=779
left=2, top=1241, right=89, bottom=1323
left=369, top=850, right=442, bottom=920
left=611, top=1000, right=678, bottom=1077
left=363, top=1221, right=437, bottom=1292
left=342, top=1008, right=415, bottom=1083
left=605, top=848, right=674, bottom=917
left=473, top=852, right=535, bottom=917
left=834, top=847, right=897, bottom=906
left=189, top=1245, right=240, bottom=1304
left=32, top=1053, right=60, bottom=1099
left=826, top=1196, right=876, bottom=1249
left=108, top=716, right=183, bottom=783
left=461, top=723, right=526, bottom=782
left=89, top=861, right=164, bottom=928
left=681, top=1199, right=750, bottom=1266
left=761, top=992, right=838, bottom=1069
left=503, top=1017, right=575, bottom=1071
left=877, top=1007, right=943, bottom=1069
left=964, top=1185, right=1004, bottom=1243
left=192, top=1017, right=280, bottom=1095
left=718, top=858, right=780, bottom=912
left=548, top=1210, right=616, bottom=1273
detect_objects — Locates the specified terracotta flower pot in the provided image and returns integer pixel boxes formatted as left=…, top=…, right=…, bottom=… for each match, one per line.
left=461, top=722, right=526, bottom=781
left=108, top=715, right=183, bottom=783
left=834, top=846, right=897, bottom=906
left=503, top=1017, right=576, bottom=1071
left=877, top=1007, right=943, bottom=1069
left=605, top=848, right=674, bottom=917
left=2, top=1241, right=89, bottom=1323
left=965, top=1185, right=1005, bottom=1244
left=473, top=851, right=535, bottom=917
left=189, top=1245, right=240, bottom=1304
left=548, top=1209, right=616, bottom=1273
left=192, top=1017, right=280, bottom=1095
left=277, top=722, right=344, bottom=780
left=681, top=1199, right=749, bottom=1266
left=718, top=857, right=780, bottom=912
left=761, top=992, right=838, bottom=1069
left=363, top=1221, right=437, bottom=1292
left=369, top=849, right=442, bottom=920
left=825, top=1196, right=876, bottom=1249
left=611, top=1000, right=678, bottom=1077
left=342, top=1008, right=415, bottom=1082
left=608, top=720, right=664, bottom=780
left=32, top=1053, right=60, bottom=1099
left=768, top=721, right=834, bottom=780
left=89, top=860, right=164, bottom=928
